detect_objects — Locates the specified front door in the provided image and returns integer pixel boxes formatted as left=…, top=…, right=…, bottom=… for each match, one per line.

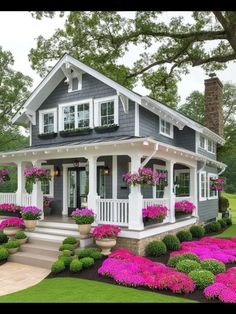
left=67, top=167, right=88, bottom=215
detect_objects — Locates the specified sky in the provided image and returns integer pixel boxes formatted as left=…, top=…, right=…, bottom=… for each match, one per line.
left=1, top=11, right=236, bottom=105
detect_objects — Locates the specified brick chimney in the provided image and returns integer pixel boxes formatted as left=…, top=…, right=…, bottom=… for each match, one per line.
left=204, top=75, right=224, bottom=137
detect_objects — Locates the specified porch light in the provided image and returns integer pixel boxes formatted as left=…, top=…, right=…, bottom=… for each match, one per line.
left=103, top=166, right=110, bottom=176
left=53, top=166, right=60, bottom=177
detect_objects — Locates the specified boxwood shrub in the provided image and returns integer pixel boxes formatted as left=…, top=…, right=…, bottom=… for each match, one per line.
left=189, top=225, right=205, bottom=239
left=189, top=270, right=215, bottom=289
left=217, top=219, right=227, bottom=229
left=0, top=232, right=8, bottom=244
left=200, top=259, right=226, bottom=275
left=59, top=256, right=73, bottom=268
left=80, top=257, right=95, bottom=268
left=162, top=235, right=180, bottom=251
left=59, top=244, right=75, bottom=253
left=176, top=259, right=202, bottom=274
left=70, top=259, right=83, bottom=273
left=176, top=230, right=192, bottom=243
left=59, top=250, right=73, bottom=257
left=62, top=236, right=77, bottom=245
left=76, top=248, right=100, bottom=259
left=167, top=253, right=200, bottom=268
left=223, top=217, right=232, bottom=226
left=15, top=231, right=27, bottom=239
left=51, top=260, right=65, bottom=273
left=89, top=251, right=103, bottom=260
left=0, top=247, right=9, bottom=261
left=204, top=221, right=221, bottom=234
left=145, top=240, right=167, bottom=257
left=5, top=240, right=20, bottom=249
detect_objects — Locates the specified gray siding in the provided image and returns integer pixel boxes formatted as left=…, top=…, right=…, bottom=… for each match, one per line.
left=117, top=155, right=130, bottom=199
left=197, top=163, right=219, bottom=222
left=32, top=73, right=135, bottom=147
left=197, top=147, right=217, bottom=161
left=139, top=106, right=196, bottom=152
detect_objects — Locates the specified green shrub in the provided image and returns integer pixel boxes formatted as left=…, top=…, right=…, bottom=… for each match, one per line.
left=0, top=247, right=9, bottom=261
left=176, top=259, right=202, bottom=274
left=90, top=250, right=103, bottom=260
left=80, top=257, right=95, bottom=268
left=15, top=231, right=27, bottom=239
left=51, top=260, right=65, bottom=273
left=217, top=219, right=227, bottom=229
left=59, top=250, right=73, bottom=257
left=204, top=221, right=221, bottom=234
left=5, top=240, right=20, bottom=249
left=223, top=217, right=232, bottom=226
left=176, top=230, right=192, bottom=243
left=162, top=235, right=180, bottom=251
left=189, top=225, right=205, bottom=239
left=59, top=244, right=74, bottom=253
left=219, top=195, right=230, bottom=213
left=76, top=248, right=99, bottom=259
left=70, top=259, right=83, bottom=273
left=201, top=259, right=226, bottom=275
left=62, top=236, right=77, bottom=245
left=189, top=270, right=215, bottom=290
left=0, top=232, right=8, bottom=244
left=59, top=256, right=73, bottom=268
left=145, top=240, right=167, bottom=257
left=167, top=253, right=200, bottom=268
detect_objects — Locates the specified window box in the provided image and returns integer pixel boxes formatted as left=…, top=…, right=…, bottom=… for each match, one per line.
left=38, top=132, right=58, bottom=140
left=59, top=127, right=92, bottom=137
left=143, top=217, right=165, bottom=226
left=94, top=124, right=119, bottom=133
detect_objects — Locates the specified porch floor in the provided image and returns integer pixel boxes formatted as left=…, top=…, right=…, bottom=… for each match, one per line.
left=43, top=215, right=74, bottom=224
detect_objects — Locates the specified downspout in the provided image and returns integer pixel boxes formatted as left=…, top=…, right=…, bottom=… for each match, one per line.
left=140, top=143, right=159, bottom=168
left=218, top=165, right=227, bottom=176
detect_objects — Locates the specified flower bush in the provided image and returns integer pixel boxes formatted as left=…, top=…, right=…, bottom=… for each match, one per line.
left=203, top=267, right=236, bottom=303
left=142, top=205, right=168, bottom=223
left=21, top=206, right=42, bottom=220
left=0, top=169, right=10, bottom=184
left=0, top=203, right=19, bottom=212
left=175, top=200, right=195, bottom=215
left=71, top=208, right=95, bottom=224
left=123, top=167, right=167, bottom=186
left=0, top=217, right=24, bottom=229
left=43, top=196, right=52, bottom=210
left=91, top=224, right=121, bottom=240
left=210, top=178, right=225, bottom=191
left=24, top=167, right=51, bottom=184
left=98, top=248, right=196, bottom=294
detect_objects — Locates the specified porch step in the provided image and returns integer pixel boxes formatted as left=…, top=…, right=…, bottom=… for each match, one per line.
left=38, top=221, right=78, bottom=231
left=25, top=231, right=67, bottom=242
left=8, top=251, right=56, bottom=269
left=33, top=226, right=79, bottom=237
left=27, top=237, right=62, bottom=248
left=20, top=243, right=60, bottom=259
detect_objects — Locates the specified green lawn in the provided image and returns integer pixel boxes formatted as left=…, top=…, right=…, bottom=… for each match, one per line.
left=0, top=277, right=195, bottom=303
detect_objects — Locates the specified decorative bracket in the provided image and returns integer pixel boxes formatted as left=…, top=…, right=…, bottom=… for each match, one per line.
left=118, top=92, right=129, bottom=113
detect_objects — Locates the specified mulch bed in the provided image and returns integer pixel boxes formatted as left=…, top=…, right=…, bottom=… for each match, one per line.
left=0, top=260, right=6, bottom=266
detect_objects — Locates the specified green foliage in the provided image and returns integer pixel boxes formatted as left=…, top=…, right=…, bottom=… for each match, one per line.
left=145, top=240, right=167, bottom=257
left=76, top=248, right=100, bottom=259
left=167, top=253, right=200, bottom=268
left=217, top=219, right=227, bottom=229
left=189, top=226, right=205, bottom=239
left=5, top=240, right=20, bottom=249
left=176, top=259, right=202, bottom=274
left=176, top=230, right=192, bottom=243
left=51, top=260, right=65, bottom=273
left=162, top=235, right=180, bottom=251
left=58, top=256, right=73, bottom=268
left=15, top=231, right=27, bottom=239
left=179, top=91, right=205, bottom=124
left=0, top=247, right=9, bottom=261
left=0, top=232, right=8, bottom=244
left=73, top=215, right=94, bottom=224
left=70, top=259, right=83, bottom=273
left=89, top=251, right=103, bottom=260
left=219, top=195, right=230, bottom=213
left=62, top=236, right=77, bottom=245
left=59, top=244, right=74, bottom=253
left=204, top=221, right=221, bottom=234
left=189, top=270, right=215, bottom=290
left=59, top=250, right=73, bottom=257
left=200, top=259, right=226, bottom=275
left=80, top=257, right=95, bottom=268
left=223, top=217, right=232, bottom=226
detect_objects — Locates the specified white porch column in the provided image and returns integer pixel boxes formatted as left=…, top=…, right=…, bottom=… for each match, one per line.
left=128, top=154, right=144, bottom=230
left=112, top=155, right=118, bottom=199
left=164, top=160, right=176, bottom=223
left=16, top=162, right=26, bottom=206
left=190, top=167, right=198, bottom=218
left=87, top=156, right=98, bottom=225
left=31, top=161, right=44, bottom=220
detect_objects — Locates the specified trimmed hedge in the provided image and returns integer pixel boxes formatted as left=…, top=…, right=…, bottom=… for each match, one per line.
left=70, top=259, right=83, bottom=273
left=59, top=256, right=73, bottom=268
left=167, top=253, right=200, bottom=268
left=62, top=236, right=77, bottom=245
left=176, top=259, right=202, bottom=274
left=176, top=230, right=192, bottom=243
left=0, top=247, right=9, bottom=261
left=223, top=217, right=232, bottom=226
left=80, top=257, right=95, bottom=268
left=189, top=270, right=215, bottom=290
left=189, top=226, right=205, bottom=239
left=145, top=240, right=167, bottom=257
left=204, top=221, right=221, bottom=234
left=0, top=232, right=8, bottom=244
left=200, top=259, right=226, bottom=275
left=76, top=248, right=100, bottom=259
left=217, top=219, right=227, bottom=229
left=51, top=260, right=65, bottom=273
left=59, top=244, right=75, bottom=253
left=162, top=235, right=180, bottom=251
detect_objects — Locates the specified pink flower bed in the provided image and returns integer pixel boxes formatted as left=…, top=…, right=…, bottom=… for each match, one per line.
left=142, top=205, right=168, bottom=220
left=204, top=267, right=236, bottom=303
left=170, top=237, right=236, bottom=264
left=98, top=248, right=195, bottom=294
left=91, top=225, right=121, bottom=240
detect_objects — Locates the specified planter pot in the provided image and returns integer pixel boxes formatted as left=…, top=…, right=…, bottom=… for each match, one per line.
left=222, top=211, right=230, bottom=219
left=143, top=217, right=165, bottom=226
left=38, top=133, right=58, bottom=139
left=3, top=227, right=21, bottom=239
left=175, top=212, right=192, bottom=218
left=77, top=224, right=92, bottom=239
left=24, top=220, right=38, bottom=232
left=7, top=247, right=19, bottom=254
left=95, top=238, right=117, bottom=256
left=94, top=125, right=119, bottom=133
left=17, top=237, right=28, bottom=245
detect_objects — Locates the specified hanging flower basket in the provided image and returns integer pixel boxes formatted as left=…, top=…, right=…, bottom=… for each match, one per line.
left=0, top=169, right=10, bottom=184
left=210, top=178, right=225, bottom=191
left=175, top=200, right=195, bottom=217
left=24, top=167, right=51, bottom=184
left=123, top=168, right=168, bottom=187
left=142, top=205, right=168, bottom=226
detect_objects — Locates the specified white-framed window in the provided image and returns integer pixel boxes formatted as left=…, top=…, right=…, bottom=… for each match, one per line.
left=39, top=108, right=57, bottom=134
left=208, top=139, right=213, bottom=153
left=94, top=96, right=119, bottom=127
left=208, top=173, right=218, bottom=199
left=200, top=135, right=205, bottom=149
left=199, top=171, right=207, bottom=201
left=197, top=134, right=216, bottom=155
left=159, top=119, right=173, bottom=138
left=59, top=99, right=93, bottom=131
left=153, top=164, right=167, bottom=198
left=174, top=169, right=190, bottom=197
left=41, top=165, right=54, bottom=197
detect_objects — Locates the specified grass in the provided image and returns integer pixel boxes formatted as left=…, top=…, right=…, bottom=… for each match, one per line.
left=0, top=277, right=195, bottom=303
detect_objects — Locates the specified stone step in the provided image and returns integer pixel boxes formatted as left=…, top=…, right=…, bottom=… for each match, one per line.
left=8, top=251, right=56, bottom=270
left=33, top=226, right=80, bottom=238
left=27, top=237, right=62, bottom=248
left=38, top=221, right=78, bottom=231
left=20, top=243, right=60, bottom=259
left=25, top=231, right=67, bottom=242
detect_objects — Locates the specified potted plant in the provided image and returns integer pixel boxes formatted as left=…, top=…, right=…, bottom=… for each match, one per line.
left=91, top=224, right=121, bottom=255
left=24, top=167, right=51, bottom=185
left=0, top=217, right=24, bottom=239
left=123, top=168, right=168, bottom=186
left=142, top=204, right=168, bottom=226
left=71, top=208, right=95, bottom=239
left=0, top=203, right=21, bottom=217
left=15, top=231, right=28, bottom=245
left=219, top=195, right=230, bottom=219
left=5, top=240, right=20, bottom=254
left=43, top=196, right=52, bottom=216
left=94, top=123, right=119, bottom=133
left=175, top=200, right=195, bottom=218
left=20, top=206, right=42, bottom=231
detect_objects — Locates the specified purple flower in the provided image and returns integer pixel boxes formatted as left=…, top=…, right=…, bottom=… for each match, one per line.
left=71, top=208, right=95, bottom=217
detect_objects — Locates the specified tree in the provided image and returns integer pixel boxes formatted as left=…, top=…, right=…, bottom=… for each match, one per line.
left=29, top=11, right=236, bottom=107
left=178, top=91, right=205, bottom=124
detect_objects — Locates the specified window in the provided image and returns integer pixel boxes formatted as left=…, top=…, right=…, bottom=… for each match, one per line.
left=39, top=109, right=57, bottom=134
left=197, top=134, right=216, bottom=155
left=175, top=171, right=190, bottom=197
left=200, top=135, right=205, bottom=149
left=67, top=71, right=82, bottom=92
left=208, top=173, right=218, bottom=199
left=199, top=171, right=207, bottom=201
left=101, top=101, right=114, bottom=126
left=153, top=165, right=167, bottom=199
left=77, top=103, right=89, bottom=128
left=94, top=96, right=119, bottom=127
left=41, top=166, right=54, bottom=197
left=208, top=140, right=213, bottom=152
left=160, top=119, right=173, bottom=138
left=212, top=143, right=216, bottom=154
left=63, top=106, right=75, bottom=130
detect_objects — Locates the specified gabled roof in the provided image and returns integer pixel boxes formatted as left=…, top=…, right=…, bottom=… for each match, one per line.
left=13, top=53, right=225, bottom=145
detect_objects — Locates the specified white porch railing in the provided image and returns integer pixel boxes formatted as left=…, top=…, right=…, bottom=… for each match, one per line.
left=96, top=199, right=129, bottom=227
left=0, top=193, right=16, bottom=204
left=175, top=196, right=193, bottom=203
left=22, top=194, right=32, bottom=207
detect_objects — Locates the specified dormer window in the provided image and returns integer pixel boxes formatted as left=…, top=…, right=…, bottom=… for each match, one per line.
left=39, top=109, right=57, bottom=134
left=160, top=119, right=173, bottom=138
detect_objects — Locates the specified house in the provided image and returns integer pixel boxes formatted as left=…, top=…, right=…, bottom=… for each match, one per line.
left=0, top=54, right=226, bottom=255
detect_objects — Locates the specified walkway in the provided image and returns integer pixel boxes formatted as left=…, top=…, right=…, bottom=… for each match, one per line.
left=0, top=262, right=50, bottom=296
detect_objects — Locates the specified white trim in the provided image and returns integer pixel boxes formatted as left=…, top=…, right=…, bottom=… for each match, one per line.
left=153, top=164, right=166, bottom=198
left=29, top=123, right=32, bottom=147
left=159, top=118, right=174, bottom=139
left=94, top=95, right=119, bottom=127
left=112, top=156, right=118, bottom=199
left=199, top=171, right=207, bottom=201
left=39, top=108, right=57, bottom=134
left=208, top=172, right=218, bottom=200
left=41, top=165, right=54, bottom=197
left=134, top=102, right=140, bottom=137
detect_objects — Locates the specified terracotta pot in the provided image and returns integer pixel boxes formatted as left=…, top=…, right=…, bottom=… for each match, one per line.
left=8, top=247, right=19, bottom=254
left=24, top=220, right=38, bottom=231
left=95, top=238, right=117, bottom=256
left=3, top=227, right=21, bottom=239
left=17, top=238, right=28, bottom=245
left=77, top=224, right=92, bottom=239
